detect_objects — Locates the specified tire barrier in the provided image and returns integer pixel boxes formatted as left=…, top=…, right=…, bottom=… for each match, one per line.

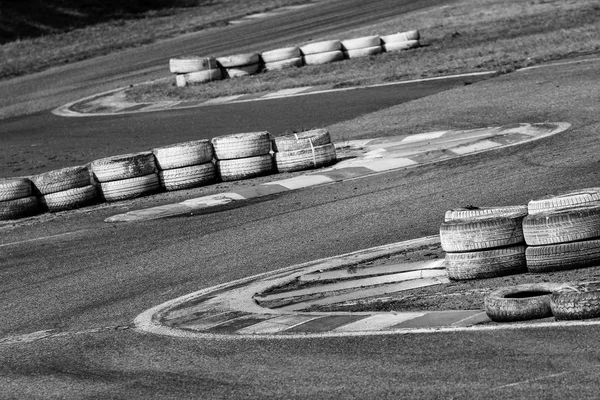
left=272, top=129, right=336, bottom=173
left=551, top=281, right=600, bottom=320
left=212, top=132, right=273, bottom=182
left=484, top=283, right=564, bottom=322
left=168, top=30, right=421, bottom=86
left=153, top=140, right=216, bottom=191
left=0, top=178, right=40, bottom=220
left=30, top=166, right=97, bottom=212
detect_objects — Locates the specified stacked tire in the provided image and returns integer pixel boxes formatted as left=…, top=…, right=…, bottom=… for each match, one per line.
left=217, top=53, right=262, bottom=78
left=381, top=30, right=420, bottom=53
left=30, top=166, right=97, bottom=212
left=153, top=140, right=216, bottom=191
left=440, top=205, right=528, bottom=280
left=300, top=40, right=344, bottom=66
left=170, top=56, right=222, bottom=87
left=551, top=281, right=600, bottom=320
left=272, top=129, right=337, bottom=173
left=341, top=36, right=382, bottom=59
left=0, top=178, right=40, bottom=220
left=261, top=47, right=303, bottom=71
left=212, top=132, right=273, bottom=181
left=524, top=188, right=600, bottom=273
left=90, top=152, right=160, bottom=202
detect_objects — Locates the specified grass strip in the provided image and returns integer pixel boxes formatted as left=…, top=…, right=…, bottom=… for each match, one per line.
left=126, top=0, right=600, bottom=103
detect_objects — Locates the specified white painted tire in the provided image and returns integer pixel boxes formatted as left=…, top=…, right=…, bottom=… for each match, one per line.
left=30, top=166, right=90, bottom=195
left=343, top=45, right=382, bottom=59
left=159, top=163, right=216, bottom=191
left=381, top=30, right=420, bottom=43
left=261, top=47, right=301, bottom=63
left=153, top=140, right=214, bottom=170
left=217, top=53, right=260, bottom=68
left=169, top=56, right=218, bottom=74
left=274, top=143, right=337, bottom=173
left=0, top=178, right=32, bottom=201
left=176, top=68, right=223, bottom=87
left=100, top=174, right=160, bottom=202
left=523, top=205, right=600, bottom=246
left=445, top=245, right=527, bottom=280
left=272, top=129, right=331, bottom=152
left=303, top=50, right=344, bottom=65
left=444, top=205, right=528, bottom=222
left=217, top=155, right=273, bottom=182
left=212, top=132, right=271, bottom=160
left=225, top=63, right=262, bottom=78
left=300, top=40, right=341, bottom=55
left=90, top=152, right=156, bottom=183
left=41, top=185, right=98, bottom=212
left=264, top=57, right=304, bottom=71
left=341, top=35, right=381, bottom=51
left=528, top=188, right=600, bottom=215
left=382, top=40, right=420, bottom=53
left=440, top=215, right=526, bottom=252
left=0, top=196, right=40, bottom=220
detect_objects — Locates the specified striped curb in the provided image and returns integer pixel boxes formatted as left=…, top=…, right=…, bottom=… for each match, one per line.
left=134, top=235, right=494, bottom=339
left=105, top=122, right=570, bottom=223
left=52, top=71, right=496, bottom=118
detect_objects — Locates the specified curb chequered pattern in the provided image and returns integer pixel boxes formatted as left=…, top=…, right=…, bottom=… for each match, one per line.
left=106, top=122, right=570, bottom=223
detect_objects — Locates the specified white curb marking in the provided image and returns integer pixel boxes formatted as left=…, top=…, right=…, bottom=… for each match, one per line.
left=450, top=139, right=502, bottom=154
left=264, top=175, right=334, bottom=190
left=332, top=313, right=426, bottom=332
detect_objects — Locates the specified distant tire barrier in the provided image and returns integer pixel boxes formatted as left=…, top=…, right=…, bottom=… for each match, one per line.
left=381, top=31, right=420, bottom=53
left=216, top=155, right=273, bottom=182
left=551, top=282, right=600, bottom=320
left=522, top=204, right=600, bottom=246
left=90, top=152, right=156, bottom=183
left=341, top=36, right=381, bottom=51
left=159, top=163, right=216, bottom=191
left=485, top=283, right=562, bottom=322
left=217, top=53, right=262, bottom=78
left=212, top=132, right=271, bottom=161
left=343, top=46, right=382, bottom=59
left=261, top=47, right=301, bottom=63
left=382, top=40, right=420, bottom=53
left=527, top=187, right=600, bottom=215
left=224, top=63, right=263, bottom=78
left=100, top=173, right=160, bottom=202
left=41, top=185, right=98, bottom=212
left=0, top=178, right=33, bottom=201
left=444, top=205, right=527, bottom=222
left=153, top=140, right=214, bottom=170
left=445, top=245, right=527, bottom=280
left=271, top=129, right=331, bottom=152
left=300, top=40, right=342, bottom=55
left=0, top=196, right=40, bottom=220
left=303, top=50, right=344, bottom=66
left=526, top=239, right=600, bottom=273
left=274, top=143, right=337, bottom=173
left=264, top=57, right=303, bottom=71
left=169, top=56, right=218, bottom=74
left=176, top=69, right=223, bottom=87
left=30, top=166, right=90, bottom=195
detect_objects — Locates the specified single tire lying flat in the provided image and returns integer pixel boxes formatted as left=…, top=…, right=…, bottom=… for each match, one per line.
left=217, top=155, right=273, bottom=182
left=444, top=205, right=528, bottom=222
left=551, top=282, right=600, bottom=320
left=522, top=204, right=600, bottom=246
left=169, top=56, right=218, bottom=74
left=528, top=188, right=600, bottom=215
left=382, top=40, right=420, bottom=53
left=274, top=143, right=337, bottom=173
left=440, top=215, right=526, bottom=252
left=303, top=50, right=344, bottom=65
left=100, top=174, right=160, bottom=202
left=343, top=46, right=382, bottom=59
left=0, top=196, right=40, bottom=220
left=300, top=40, right=341, bottom=55
left=175, top=68, right=223, bottom=87
left=341, top=35, right=381, bottom=51
left=159, top=163, right=216, bottom=191
left=153, top=140, right=214, bottom=170
left=30, top=166, right=90, bottom=195
left=90, top=152, right=156, bottom=183
left=381, top=30, right=420, bottom=43
left=212, top=132, right=271, bottom=160
left=485, top=282, right=563, bottom=322
left=445, top=245, right=527, bottom=280
left=264, top=57, right=304, bottom=71
left=261, top=47, right=301, bottom=63
left=272, top=129, right=331, bottom=152
left=217, top=53, right=260, bottom=68
left=225, top=63, right=262, bottom=78
left=526, top=239, right=600, bottom=272
left=41, top=185, right=98, bottom=212
left=0, top=178, right=32, bottom=201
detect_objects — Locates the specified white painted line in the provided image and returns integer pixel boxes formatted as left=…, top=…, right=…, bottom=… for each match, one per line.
left=262, top=87, right=313, bottom=98
left=264, top=175, right=334, bottom=190
left=449, top=140, right=502, bottom=155
left=518, top=57, right=600, bottom=72
left=0, top=229, right=91, bottom=248
left=401, top=131, right=448, bottom=143
left=333, top=313, right=426, bottom=332
left=236, top=315, right=320, bottom=334
left=362, top=158, right=418, bottom=172
left=201, top=95, right=245, bottom=105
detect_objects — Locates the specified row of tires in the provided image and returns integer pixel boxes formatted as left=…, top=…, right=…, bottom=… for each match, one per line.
left=0, top=129, right=337, bottom=221
left=440, top=187, right=600, bottom=280
left=170, top=30, right=420, bottom=87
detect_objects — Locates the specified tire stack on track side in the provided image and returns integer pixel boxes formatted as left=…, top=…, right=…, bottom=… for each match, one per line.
left=551, top=281, right=600, bottom=320
left=261, top=47, right=304, bottom=71
left=0, top=178, right=40, bottom=220
left=30, top=166, right=97, bottom=212
left=440, top=205, right=528, bottom=280
left=153, top=140, right=216, bottom=191
left=212, top=132, right=273, bottom=182
left=381, top=30, right=420, bottom=53
left=90, top=152, right=160, bottom=202
left=169, top=56, right=222, bottom=87
left=341, top=35, right=382, bottom=59
left=524, top=188, right=600, bottom=273
left=484, top=282, right=565, bottom=322
left=300, top=40, right=344, bottom=66
left=272, top=129, right=337, bottom=173
left=217, top=53, right=262, bottom=78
